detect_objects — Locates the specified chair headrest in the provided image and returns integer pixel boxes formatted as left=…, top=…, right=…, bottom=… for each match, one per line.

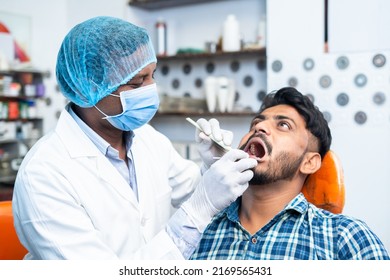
left=302, top=150, right=345, bottom=214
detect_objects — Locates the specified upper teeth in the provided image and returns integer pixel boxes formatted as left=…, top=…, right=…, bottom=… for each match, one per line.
left=250, top=144, right=256, bottom=155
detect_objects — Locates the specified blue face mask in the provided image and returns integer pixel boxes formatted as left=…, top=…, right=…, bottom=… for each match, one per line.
left=95, top=83, right=159, bottom=131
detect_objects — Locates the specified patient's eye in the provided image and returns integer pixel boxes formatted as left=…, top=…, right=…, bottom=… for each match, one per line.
left=278, top=121, right=291, bottom=130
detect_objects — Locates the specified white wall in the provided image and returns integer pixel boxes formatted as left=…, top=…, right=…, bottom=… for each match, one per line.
left=267, top=0, right=390, bottom=251
left=329, top=0, right=390, bottom=53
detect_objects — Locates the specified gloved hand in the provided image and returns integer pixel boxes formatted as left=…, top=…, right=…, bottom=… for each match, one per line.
left=182, top=149, right=257, bottom=231
left=195, top=118, right=233, bottom=172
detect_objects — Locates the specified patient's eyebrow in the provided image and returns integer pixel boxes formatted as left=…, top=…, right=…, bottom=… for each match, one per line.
left=251, top=114, right=297, bottom=126
left=254, top=114, right=266, bottom=121
left=274, top=115, right=297, bottom=126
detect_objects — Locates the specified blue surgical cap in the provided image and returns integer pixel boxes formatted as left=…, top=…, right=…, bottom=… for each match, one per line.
left=56, top=16, right=157, bottom=107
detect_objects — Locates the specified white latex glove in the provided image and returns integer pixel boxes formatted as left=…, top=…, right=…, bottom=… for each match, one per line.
left=195, top=118, right=233, bottom=172
left=182, top=149, right=257, bottom=231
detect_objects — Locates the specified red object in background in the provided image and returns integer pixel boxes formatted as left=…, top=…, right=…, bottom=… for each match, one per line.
left=156, top=19, right=167, bottom=57
left=0, top=21, right=30, bottom=62
left=8, top=101, right=19, bottom=120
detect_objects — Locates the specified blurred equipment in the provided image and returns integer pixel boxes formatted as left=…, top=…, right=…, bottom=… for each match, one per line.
left=158, top=95, right=207, bottom=113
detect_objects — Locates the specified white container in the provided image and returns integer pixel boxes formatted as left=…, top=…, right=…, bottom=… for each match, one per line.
left=156, top=18, right=167, bottom=56
left=204, top=76, right=218, bottom=113
left=257, top=15, right=266, bottom=48
left=217, top=76, right=229, bottom=112
left=226, top=79, right=236, bottom=113
left=222, top=15, right=240, bottom=52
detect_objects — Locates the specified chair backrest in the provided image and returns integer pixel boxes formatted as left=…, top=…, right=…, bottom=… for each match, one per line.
left=0, top=201, right=28, bottom=260
left=302, top=150, right=345, bottom=214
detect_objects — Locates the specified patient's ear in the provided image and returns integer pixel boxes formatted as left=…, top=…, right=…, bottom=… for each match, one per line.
left=300, top=152, right=321, bottom=175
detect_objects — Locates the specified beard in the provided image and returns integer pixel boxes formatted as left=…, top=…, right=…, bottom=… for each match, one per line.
left=249, top=151, right=305, bottom=185
left=239, top=133, right=306, bottom=185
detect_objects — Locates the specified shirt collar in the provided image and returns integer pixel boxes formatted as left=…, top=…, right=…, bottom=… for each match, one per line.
left=225, top=192, right=309, bottom=224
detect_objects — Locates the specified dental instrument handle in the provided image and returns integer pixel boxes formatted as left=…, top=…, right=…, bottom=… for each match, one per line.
left=185, top=117, right=232, bottom=152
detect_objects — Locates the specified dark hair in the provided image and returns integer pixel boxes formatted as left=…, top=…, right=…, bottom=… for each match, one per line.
left=259, top=87, right=332, bottom=159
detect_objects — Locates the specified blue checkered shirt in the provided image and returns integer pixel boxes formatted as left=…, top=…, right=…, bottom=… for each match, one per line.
left=191, top=193, right=389, bottom=260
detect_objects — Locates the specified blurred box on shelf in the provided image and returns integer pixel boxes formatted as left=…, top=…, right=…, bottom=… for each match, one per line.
left=0, top=122, right=15, bottom=140
left=7, top=101, right=19, bottom=119
left=159, top=95, right=208, bottom=113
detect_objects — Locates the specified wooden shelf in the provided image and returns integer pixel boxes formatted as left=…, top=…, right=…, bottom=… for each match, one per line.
left=0, top=95, right=43, bottom=101
left=129, top=0, right=229, bottom=10
left=157, top=48, right=266, bottom=62
left=0, top=69, right=50, bottom=78
left=155, top=111, right=256, bottom=117
left=0, top=118, right=43, bottom=122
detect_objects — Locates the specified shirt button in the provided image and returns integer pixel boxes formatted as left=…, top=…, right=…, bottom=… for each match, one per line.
left=251, top=237, right=257, bottom=244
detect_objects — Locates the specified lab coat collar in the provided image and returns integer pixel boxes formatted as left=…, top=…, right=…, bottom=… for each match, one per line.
left=55, top=105, right=100, bottom=158
left=55, top=105, right=139, bottom=205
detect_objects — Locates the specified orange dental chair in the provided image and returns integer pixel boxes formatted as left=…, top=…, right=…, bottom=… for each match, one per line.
left=302, top=150, right=345, bottom=214
left=0, top=201, right=28, bottom=260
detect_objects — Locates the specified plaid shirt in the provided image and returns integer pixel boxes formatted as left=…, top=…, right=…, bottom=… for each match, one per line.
left=191, top=193, right=389, bottom=260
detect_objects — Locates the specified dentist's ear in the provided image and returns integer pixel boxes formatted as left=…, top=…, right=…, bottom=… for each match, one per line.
left=300, top=152, right=321, bottom=175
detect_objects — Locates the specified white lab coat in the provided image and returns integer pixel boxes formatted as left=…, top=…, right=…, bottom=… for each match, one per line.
left=12, top=107, right=201, bottom=259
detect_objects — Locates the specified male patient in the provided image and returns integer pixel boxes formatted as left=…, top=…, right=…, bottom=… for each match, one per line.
left=191, top=87, right=389, bottom=260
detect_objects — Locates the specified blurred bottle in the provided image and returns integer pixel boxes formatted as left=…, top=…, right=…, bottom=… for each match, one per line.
left=257, top=15, right=266, bottom=48
left=156, top=18, right=167, bottom=56
left=222, top=15, right=240, bottom=52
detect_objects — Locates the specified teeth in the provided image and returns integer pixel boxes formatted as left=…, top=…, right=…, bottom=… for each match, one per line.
left=250, top=144, right=256, bottom=155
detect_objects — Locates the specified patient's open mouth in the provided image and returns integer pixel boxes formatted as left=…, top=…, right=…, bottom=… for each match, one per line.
left=244, top=137, right=267, bottom=161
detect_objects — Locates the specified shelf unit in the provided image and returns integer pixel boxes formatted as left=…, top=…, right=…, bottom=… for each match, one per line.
left=157, top=48, right=266, bottom=62
left=0, top=68, right=48, bottom=192
left=156, top=48, right=266, bottom=116
left=130, top=0, right=266, bottom=151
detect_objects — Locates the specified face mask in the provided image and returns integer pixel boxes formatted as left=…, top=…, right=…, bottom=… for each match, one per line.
left=95, top=83, right=159, bottom=131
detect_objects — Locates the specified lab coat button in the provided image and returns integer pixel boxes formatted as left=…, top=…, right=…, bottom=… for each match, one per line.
left=141, top=217, right=146, bottom=226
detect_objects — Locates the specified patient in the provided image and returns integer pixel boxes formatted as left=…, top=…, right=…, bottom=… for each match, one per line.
left=191, top=87, right=389, bottom=260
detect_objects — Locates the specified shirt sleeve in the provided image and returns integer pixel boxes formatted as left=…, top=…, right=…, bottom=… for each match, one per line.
left=166, top=208, right=202, bottom=259
left=337, top=216, right=390, bottom=260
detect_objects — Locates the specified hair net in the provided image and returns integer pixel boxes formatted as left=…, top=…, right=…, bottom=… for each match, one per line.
left=56, top=16, right=157, bottom=107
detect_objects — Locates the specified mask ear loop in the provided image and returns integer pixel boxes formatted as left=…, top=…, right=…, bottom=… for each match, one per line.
left=94, top=105, right=110, bottom=119
left=94, top=93, right=123, bottom=119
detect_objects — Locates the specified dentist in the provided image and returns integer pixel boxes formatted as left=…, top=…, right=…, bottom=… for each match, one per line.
left=12, top=16, right=256, bottom=259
